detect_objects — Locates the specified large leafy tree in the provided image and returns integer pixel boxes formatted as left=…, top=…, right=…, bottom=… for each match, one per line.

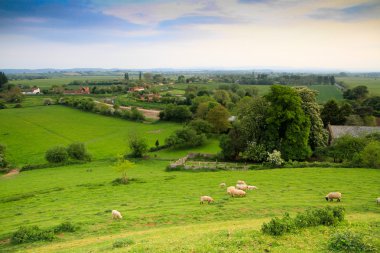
left=265, top=85, right=311, bottom=160
left=321, top=100, right=352, bottom=126
left=206, top=104, right=231, bottom=133
left=296, top=87, right=328, bottom=150
left=0, top=72, right=8, bottom=90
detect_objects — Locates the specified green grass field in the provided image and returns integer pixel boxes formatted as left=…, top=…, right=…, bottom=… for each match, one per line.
left=0, top=106, right=181, bottom=166
left=336, top=77, right=380, bottom=96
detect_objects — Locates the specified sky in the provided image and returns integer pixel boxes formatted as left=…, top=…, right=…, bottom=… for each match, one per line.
left=0, top=0, right=379, bottom=71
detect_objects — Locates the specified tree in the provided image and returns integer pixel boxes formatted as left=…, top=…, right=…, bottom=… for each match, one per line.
left=187, top=119, right=213, bottom=136
left=138, top=71, right=142, bottom=80
left=325, top=135, right=367, bottom=162
left=159, top=105, right=192, bottom=122
left=265, top=85, right=311, bottom=160
left=206, top=104, right=231, bottom=133
left=321, top=100, right=352, bottom=126
left=213, top=90, right=231, bottom=106
left=155, top=139, right=159, bottom=148
left=124, top=73, right=129, bottom=81
left=218, top=123, right=246, bottom=161
left=115, top=157, right=135, bottom=183
left=67, top=142, right=90, bottom=161
left=343, top=85, right=368, bottom=100
left=296, top=87, right=328, bottom=150
left=165, top=127, right=206, bottom=148
left=3, top=87, right=23, bottom=103
left=0, top=72, right=8, bottom=90
left=0, top=144, right=8, bottom=168
left=127, top=135, right=148, bottom=158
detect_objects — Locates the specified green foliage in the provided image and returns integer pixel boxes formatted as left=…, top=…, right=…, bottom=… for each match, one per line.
left=159, top=104, right=192, bottom=122
left=328, top=230, right=375, bottom=252
left=114, top=158, right=135, bottom=184
left=45, top=146, right=69, bottom=163
left=326, top=135, right=367, bottom=163
left=265, top=85, right=312, bottom=160
left=53, top=221, right=78, bottom=233
left=0, top=100, right=6, bottom=109
left=187, top=119, right=213, bottom=136
left=2, top=87, right=24, bottom=103
left=127, top=135, right=148, bottom=158
left=165, top=127, right=206, bottom=148
left=67, top=142, right=91, bottom=161
left=0, top=71, right=8, bottom=89
left=321, top=100, right=352, bottom=126
left=11, top=226, right=55, bottom=244
left=0, top=143, right=8, bottom=168
left=43, top=98, right=53, bottom=105
left=242, top=141, right=267, bottom=162
left=343, top=85, right=369, bottom=100
left=357, top=141, right=380, bottom=169
left=218, top=123, right=246, bottom=160
left=113, top=238, right=135, bottom=248
left=206, top=104, right=231, bottom=133
left=130, top=106, right=145, bottom=121
left=262, top=207, right=345, bottom=236
left=213, top=89, right=231, bottom=106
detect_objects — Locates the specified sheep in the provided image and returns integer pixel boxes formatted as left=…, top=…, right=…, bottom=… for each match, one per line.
left=231, top=188, right=246, bottom=197
left=247, top=185, right=258, bottom=190
left=220, top=182, right=226, bottom=188
left=237, top=180, right=246, bottom=185
left=325, top=192, right=342, bottom=202
left=377, top=197, right=380, bottom=205
left=236, top=183, right=248, bottom=191
left=112, top=210, right=122, bottom=219
left=227, top=186, right=236, bottom=195
left=200, top=196, right=214, bottom=204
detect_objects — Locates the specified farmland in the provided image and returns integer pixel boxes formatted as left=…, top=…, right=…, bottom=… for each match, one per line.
left=0, top=105, right=379, bottom=252
left=336, top=76, right=380, bottom=96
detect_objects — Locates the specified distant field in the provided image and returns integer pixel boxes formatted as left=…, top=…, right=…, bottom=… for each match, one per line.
left=9, top=76, right=123, bottom=89
left=297, top=85, right=343, bottom=103
left=336, top=77, right=380, bottom=96
left=0, top=106, right=181, bottom=165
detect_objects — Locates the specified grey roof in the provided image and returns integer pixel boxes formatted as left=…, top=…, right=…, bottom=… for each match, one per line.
left=329, top=125, right=380, bottom=139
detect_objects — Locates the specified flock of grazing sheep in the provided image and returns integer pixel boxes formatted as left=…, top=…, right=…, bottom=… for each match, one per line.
left=111, top=180, right=380, bottom=219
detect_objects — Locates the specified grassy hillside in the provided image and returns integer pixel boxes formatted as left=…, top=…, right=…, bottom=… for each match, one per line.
left=0, top=161, right=379, bottom=252
left=0, top=106, right=181, bottom=165
left=305, top=85, right=343, bottom=102
left=337, top=77, right=380, bottom=96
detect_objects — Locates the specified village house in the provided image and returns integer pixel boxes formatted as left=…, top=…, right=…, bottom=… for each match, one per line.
left=328, top=124, right=380, bottom=144
left=22, top=87, right=41, bottom=95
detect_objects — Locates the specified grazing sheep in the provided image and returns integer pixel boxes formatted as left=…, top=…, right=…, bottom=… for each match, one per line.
left=236, top=183, right=248, bottom=191
left=247, top=185, right=258, bottom=190
left=377, top=197, right=380, bottom=205
left=220, top=182, right=226, bottom=188
left=325, top=192, right=342, bottom=202
left=112, top=210, right=122, bottom=219
left=200, top=196, right=214, bottom=204
left=227, top=186, right=236, bottom=195
left=231, top=188, right=246, bottom=197
left=237, top=180, right=246, bottom=185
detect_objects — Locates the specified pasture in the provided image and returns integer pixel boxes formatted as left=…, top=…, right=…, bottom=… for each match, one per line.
left=0, top=161, right=379, bottom=252
left=337, top=76, right=380, bottom=96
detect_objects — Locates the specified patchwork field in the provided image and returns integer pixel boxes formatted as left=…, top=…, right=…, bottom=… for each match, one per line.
left=337, top=77, right=380, bottom=96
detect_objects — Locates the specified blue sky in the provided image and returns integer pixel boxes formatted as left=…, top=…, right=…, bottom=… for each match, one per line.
left=0, top=0, right=379, bottom=70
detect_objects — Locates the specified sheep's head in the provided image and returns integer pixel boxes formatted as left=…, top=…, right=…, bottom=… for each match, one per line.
left=325, top=196, right=329, bottom=201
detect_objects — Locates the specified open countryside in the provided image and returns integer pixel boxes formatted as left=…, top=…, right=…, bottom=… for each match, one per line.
left=1, top=0, right=380, bottom=252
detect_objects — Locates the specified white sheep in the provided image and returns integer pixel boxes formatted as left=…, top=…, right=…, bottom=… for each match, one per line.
left=227, top=186, right=236, bottom=195
left=247, top=185, right=258, bottom=190
left=219, top=182, right=226, bottom=188
left=325, top=192, right=342, bottom=202
left=231, top=188, right=246, bottom=197
left=236, top=183, right=248, bottom=191
left=377, top=197, right=380, bottom=205
left=200, top=196, right=214, bottom=204
left=112, top=210, right=122, bottom=219
left=237, top=180, right=246, bottom=185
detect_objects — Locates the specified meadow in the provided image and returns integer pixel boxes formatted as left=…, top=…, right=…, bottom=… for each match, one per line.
left=336, top=76, right=380, bottom=96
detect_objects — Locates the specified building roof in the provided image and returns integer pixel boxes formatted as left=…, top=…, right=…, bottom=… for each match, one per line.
left=328, top=125, right=380, bottom=139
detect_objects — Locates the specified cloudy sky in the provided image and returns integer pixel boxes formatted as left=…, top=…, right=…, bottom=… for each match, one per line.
left=0, top=0, right=379, bottom=70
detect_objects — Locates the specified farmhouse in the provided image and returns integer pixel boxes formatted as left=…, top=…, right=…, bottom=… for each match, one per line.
left=328, top=124, right=380, bottom=143
left=22, top=87, right=40, bottom=95
left=63, top=87, right=90, bottom=95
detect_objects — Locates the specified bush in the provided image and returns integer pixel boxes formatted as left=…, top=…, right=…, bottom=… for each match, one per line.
left=165, top=127, right=206, bottom=148
left=14, top=103, right=22, bottom=108
left=0, top=144, right=8, bottom=168
left=328, top=230, right=375, bottom=252
left=0, top=101, right=6, bottom=109
left=11, top=226, right=55, bottom=244
left=67, top=142, right=91, bottom=161
left=54, top=221, right=77, bottom=233
left=130, top=107, right=145, bottom=121
left=127, top=135, right=148, bottom=158
left=261, top=213, right=295, bottom=236
left=43, top=98, right=53, bottom=105
left=112, top=238, right=134, bottom=248
left=242, top=141, right=267, bottom=162
left=262, top=207, right=345, bottom=236
left=45, top=146, right=69, bottom=163
left=265, top=150, right=284, bottom=167
left=357, top=141, right=380, bottom=168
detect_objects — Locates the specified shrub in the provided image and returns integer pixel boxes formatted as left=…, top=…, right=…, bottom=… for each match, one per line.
left=357, top=141, right=380, bottom=169
left=14, top=103, right=22, bottom=108
left=261, top=213, right=295, bottom=236
left=45, top=146, right=69, bottom=163
left=165, top=127, right=206, bottom=148
left=242, top=141, right=267, bottom=162
left=113, top=238, right=134, bottom=248
left=0, top=144, right=8, bottom=168
left=266, top=150, right=284, bottom=167
left=54, top=221, right=77, bottom=233
left=130, top=107, right=145, bottom=121
left=328, top=230, right=375, bottom=252
left=11, top=226, right=55, bottom=244
left=43, top=98, right=53, bottom=105
left=67, top=142, right=91, bottom=161
left=0, top=101, right=6, bottom=109
left=127, top=135, right=148, bottom=158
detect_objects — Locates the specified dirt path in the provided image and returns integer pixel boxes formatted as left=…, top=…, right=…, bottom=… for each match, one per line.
left=94, top=101, right=160, bottom=120
left=2, top=169, right=19, bottom=178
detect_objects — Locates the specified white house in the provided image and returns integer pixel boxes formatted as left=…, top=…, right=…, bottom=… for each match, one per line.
left=22, top=87, right=41, bottom=95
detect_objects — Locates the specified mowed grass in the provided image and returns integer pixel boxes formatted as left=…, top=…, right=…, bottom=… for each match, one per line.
left=0, top=106, right=181, bottom=166
left=0, top=161, right=379, bottom=252
left=337, top=76, right=380, bottom=96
